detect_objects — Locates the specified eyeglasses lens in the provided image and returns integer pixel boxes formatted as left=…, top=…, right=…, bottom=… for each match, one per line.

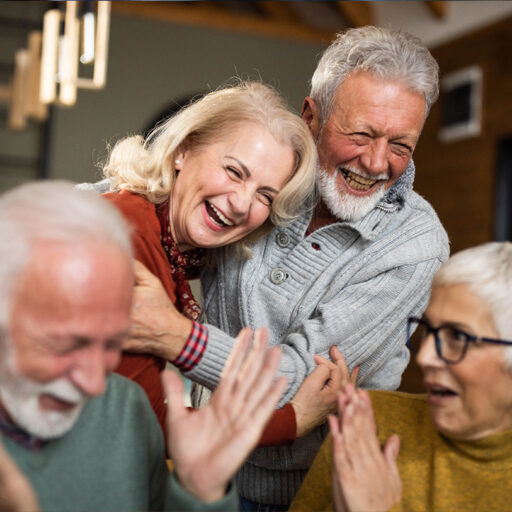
left=408, top=319, right=467, bottom=363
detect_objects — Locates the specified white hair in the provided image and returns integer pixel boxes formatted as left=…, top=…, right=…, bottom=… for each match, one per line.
left=432, top=242, right=512, bottom=367
left=0, top=180, right=133, bottom=326
left=310, top=26, right=439, bottom=124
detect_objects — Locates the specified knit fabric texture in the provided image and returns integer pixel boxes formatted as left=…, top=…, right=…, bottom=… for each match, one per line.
left=290, top=390, right=512, bottom=512
left=2, top=374, right=238, bottom=512
left=192, top=160, right=449, bottom=505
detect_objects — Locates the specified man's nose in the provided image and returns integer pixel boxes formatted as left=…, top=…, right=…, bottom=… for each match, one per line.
left=360, top=139, right=389, bottom=175
left=69, top=347, right=108, bottom=397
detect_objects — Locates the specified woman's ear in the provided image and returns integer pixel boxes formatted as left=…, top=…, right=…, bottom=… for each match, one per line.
left=174, top=144, right=188, bottom=171
left=301, top=97, right=321, bottom=140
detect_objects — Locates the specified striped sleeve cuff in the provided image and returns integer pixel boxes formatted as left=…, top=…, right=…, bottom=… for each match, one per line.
left=172, top=321, right=208, bottom=372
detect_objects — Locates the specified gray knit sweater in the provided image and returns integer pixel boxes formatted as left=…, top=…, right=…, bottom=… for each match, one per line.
left=189, top=163, right=449, bottom=505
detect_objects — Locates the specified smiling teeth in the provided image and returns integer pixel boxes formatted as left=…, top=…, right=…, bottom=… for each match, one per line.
left=341, top=170, right=378, bottom=191
left=210, top=203, right=234, bottom=226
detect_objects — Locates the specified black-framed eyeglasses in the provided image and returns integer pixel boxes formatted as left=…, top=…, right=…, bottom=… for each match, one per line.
left=407, top=316, right=512, bottom=364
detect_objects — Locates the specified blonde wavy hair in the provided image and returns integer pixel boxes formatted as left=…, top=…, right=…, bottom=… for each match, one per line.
left=102, top=81, right=317, bottom=255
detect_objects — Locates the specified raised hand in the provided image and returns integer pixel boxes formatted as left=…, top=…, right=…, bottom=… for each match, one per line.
left=0, top=436, right=39, bottom=512
left=164, top=328, right=287, bottom=502
left=329, top=384, right=401, bottom=512
left=292, top=346, right=359, bottom=438
left=124, top=260, right=191, bottom=361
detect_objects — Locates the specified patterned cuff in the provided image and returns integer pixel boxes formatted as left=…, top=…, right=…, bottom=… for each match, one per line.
left=172, top=321, right=208, bottom=372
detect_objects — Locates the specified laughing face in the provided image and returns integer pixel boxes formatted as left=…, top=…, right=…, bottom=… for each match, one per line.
left=169, top=122, right=295, bottom=251
left=416, top=284, right=512, bottom=441
left=0, top=241, right=132, bottom=439
left=303, top=71, right=425, bottom=222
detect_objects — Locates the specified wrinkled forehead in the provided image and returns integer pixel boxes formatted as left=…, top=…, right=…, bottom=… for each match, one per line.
left=333, top=71, right=426, bottom=113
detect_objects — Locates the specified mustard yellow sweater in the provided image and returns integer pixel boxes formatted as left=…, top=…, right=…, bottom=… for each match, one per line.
left=290, top=390, right=512, bottom=512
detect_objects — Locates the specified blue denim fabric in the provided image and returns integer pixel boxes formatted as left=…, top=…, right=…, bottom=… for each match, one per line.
left=239, top=495, right=289, bottom=512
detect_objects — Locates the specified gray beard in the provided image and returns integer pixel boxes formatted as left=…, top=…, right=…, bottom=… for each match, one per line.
left=316, top=167, right=386, bottom=222
left=0, top=339, right=88, bottom=440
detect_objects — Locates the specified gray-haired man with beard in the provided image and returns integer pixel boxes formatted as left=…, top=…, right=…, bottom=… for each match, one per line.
left=123, top=26, right=450, bottom=510
left=0, top=181, right=287, bottom=512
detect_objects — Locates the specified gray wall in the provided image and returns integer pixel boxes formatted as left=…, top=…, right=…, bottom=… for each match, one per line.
left=0, top=10, right=325, bottom=190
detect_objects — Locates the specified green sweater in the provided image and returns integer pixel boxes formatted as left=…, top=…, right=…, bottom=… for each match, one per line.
left=3, top=374, right=237, bottom=512
left=290, top=390, right=512, bottom=512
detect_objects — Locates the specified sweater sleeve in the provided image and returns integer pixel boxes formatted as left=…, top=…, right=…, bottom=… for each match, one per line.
left=164, top=474, right=238, bottom=512
left=203, top=259, right=442, bottom=404
left=190, top=213, right=449, bottom=406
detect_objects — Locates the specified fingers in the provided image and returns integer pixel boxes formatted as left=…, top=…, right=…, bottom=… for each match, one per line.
left=0, top=436, right=16, bottom=478
left=384, top=434, right=400, bottom=464
left=328, top=413, right=341, bottom=438
left=301, top=363, right=331, bottom=389
left=163, top=370, right=188, bottom=431
left=219, top=328, right=252, bottom=383
left=250, top=373, right=288, bottom=431
left=0, top=436, right=40, bottom=512
left=318, top=347, right=360, bottom=389
left=314, top=354, right=336, bottom=370
left=349, top=366, right=360, bottom=386
left=384, top=435, right=402, bottom=501
left=330, top=345, right=345, bottom=364
left=218, top=327, right=287, bottom=428
left=134, top=259, right=160, bottom=286
left=228, top=329, right=280, bottom=417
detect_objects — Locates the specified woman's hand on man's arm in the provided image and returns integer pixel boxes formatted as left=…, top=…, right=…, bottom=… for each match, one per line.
left=124, top=260, right=192, bottom=361
left=292, top=346, right=359, bottom=438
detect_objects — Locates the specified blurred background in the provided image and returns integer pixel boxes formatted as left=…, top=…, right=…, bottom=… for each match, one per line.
left=1, top=0, right=512, bottom=390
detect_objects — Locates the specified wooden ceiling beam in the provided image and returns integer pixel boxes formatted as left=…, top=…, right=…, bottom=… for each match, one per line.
left=258, top=1, right=297, bottom=22
left=335, top=1, right=374, bottom=28
left=425, top=1, right=448, bottom=19
left=111, top=2, right=335, bottom=44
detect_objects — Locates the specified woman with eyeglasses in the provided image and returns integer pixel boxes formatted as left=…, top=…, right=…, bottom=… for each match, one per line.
left=289, top=242, right=512, bottom=512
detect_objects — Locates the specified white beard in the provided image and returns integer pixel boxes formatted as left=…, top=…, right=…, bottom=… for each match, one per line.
left=0, top=346, right=88, bottom=440
left=316, top=166, right=386, bottom=222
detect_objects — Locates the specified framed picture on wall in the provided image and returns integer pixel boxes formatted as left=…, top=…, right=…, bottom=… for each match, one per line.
left=438, top=65, right=482, bottom=143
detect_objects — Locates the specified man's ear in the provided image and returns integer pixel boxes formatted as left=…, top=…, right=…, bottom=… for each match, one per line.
left=301, top=97, right=321, bottom=140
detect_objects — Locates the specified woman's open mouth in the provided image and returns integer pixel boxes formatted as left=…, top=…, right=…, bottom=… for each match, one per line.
left=425, top=383, right=458, bottom=405
left=205, top=201, right=234, bottom=228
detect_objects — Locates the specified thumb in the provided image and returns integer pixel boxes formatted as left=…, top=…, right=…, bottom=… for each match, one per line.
left=384, top=434, right=401, bottom=463
left=314, top=354, right=336, bottom=369
left=162, top=370, right=187, bottom=426
left=134, top=260, right=159, bottom=286
left=305, top=363, right=330, bottom=387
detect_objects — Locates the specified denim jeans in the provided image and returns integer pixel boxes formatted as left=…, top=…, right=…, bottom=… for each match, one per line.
left=239, top=495, right=289, bottom=512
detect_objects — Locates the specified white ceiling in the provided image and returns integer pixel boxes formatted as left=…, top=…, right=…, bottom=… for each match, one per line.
left=376, top=1, right=512, bottom=48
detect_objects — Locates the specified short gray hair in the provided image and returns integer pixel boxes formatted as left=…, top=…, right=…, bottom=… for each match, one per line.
left=0, top=180, right=133, bottom=326
left=432, top=242, right=512, bottom=367
left=310, top=26, right=439, bottom=124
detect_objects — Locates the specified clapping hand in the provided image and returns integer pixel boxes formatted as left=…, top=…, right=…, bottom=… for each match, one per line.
left=163, top=328, right=287, bottom=502
left=329, top=384, right=401, bottom=512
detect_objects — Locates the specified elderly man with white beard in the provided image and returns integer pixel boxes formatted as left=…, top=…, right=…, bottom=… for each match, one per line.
left=120, top=26, right=450, bottom=510
left=0, top=181, right=288, bottom=512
